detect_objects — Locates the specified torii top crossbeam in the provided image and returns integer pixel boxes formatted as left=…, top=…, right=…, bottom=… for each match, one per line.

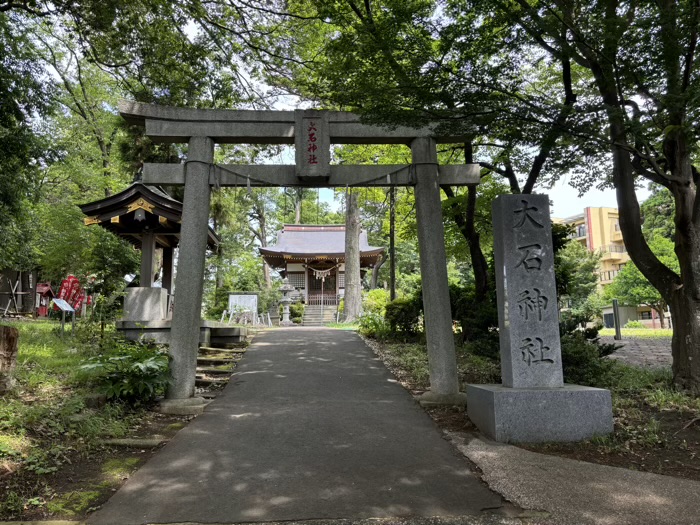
left=119, top=101, right=480, bottom=188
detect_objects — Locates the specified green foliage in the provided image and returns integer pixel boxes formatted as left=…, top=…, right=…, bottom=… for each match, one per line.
left=46, top=489, right=102, bottom=517
left=358, top=312, right=392, bottom=340
left=641, top=185, right=675, bottom=241
left=289, top=302, right=304, bottom=324
left=556, top=239, right=601, bottom=309
left=448, top=283, right=498, bottom=344
left=362, top=288, right=391, bottom=317
left=80, top=340, right=170, bottom=405
left=0, top=16, right=55, bottom=269
left=384, top=296, right=423, bottom=336
left=624, top=320, right=645, bottom=329
left=560, top=333, right=619, bottom=387
left=605, top=236, right=679, bottom=317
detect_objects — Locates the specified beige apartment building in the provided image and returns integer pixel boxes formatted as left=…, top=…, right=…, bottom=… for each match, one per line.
left=557, top=207, right=667, bottom=328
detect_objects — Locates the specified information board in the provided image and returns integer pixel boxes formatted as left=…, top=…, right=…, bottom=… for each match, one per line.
left=228, top=294, right=258, bottom=314
left=52, top=298, right=75, bottom=312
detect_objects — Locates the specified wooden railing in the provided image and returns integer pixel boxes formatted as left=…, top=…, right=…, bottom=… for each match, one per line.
left=307, top=294, right=339, bottom=306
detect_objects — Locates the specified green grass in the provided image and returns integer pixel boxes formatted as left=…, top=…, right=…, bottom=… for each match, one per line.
left=46, top=488, right=104, bottom=516
left=599, top=328, right=673, bottom=338
left=0, top=319, right=148, bottom=520
left=102, top=457, right=141, bottom=482
left=326, top=322, right=359, bottom=330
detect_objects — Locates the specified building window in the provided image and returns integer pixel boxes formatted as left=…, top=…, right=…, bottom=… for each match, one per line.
left=338, top=272, right=345, bottom=288
left=287, top=272, right=306, bottom=289
left=577, top=225, right=587, bottom=237
left=640, top=311, right=652, bottom=320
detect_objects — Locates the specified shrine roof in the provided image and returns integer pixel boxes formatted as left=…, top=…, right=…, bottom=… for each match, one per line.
left=259, top=224, right=384, bottom=268
left=79, top=182, right=219, bottom=249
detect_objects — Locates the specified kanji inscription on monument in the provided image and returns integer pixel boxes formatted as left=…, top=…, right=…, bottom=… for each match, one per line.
left=294, top=109, right=330, bottom=180
left=492, top=194, right=564, bottom=388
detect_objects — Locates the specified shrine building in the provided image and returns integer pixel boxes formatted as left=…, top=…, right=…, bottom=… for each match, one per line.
left=260, top=225, right=384, bottom=306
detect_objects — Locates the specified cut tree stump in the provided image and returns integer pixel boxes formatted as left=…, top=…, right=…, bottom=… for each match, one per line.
left=0, top=325, right=19, bottom=394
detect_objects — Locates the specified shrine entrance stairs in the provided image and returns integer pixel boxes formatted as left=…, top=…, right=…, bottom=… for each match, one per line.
left=302, top=304, right=338, bottom=326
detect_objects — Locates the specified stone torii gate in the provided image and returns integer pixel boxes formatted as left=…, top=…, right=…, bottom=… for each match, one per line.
left=119, top=102, right=479, bottom=407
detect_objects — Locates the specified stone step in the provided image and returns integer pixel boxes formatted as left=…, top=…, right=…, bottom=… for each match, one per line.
left=196, top=366, right=235, bottom=375
left=199, top=346, right=247, bottom=354
left=195, top=376, right=230, bottom=387
left=197, top=356, right=238, bottom=365
left=207, top=341, right=248, bottom=350
left=210, top=337, right=246, bottom=347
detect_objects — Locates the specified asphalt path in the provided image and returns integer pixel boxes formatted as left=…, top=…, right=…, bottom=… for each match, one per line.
left=88, top=328, right=503, bottom=525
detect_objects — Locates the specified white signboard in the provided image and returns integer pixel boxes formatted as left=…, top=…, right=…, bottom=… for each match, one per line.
left=228, top=294, right=258, bottom=315
left=52, top=298, right=75, bottom=312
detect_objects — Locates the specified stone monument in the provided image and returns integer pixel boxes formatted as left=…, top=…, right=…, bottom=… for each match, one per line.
left=467, top=194, right=613, bottom=442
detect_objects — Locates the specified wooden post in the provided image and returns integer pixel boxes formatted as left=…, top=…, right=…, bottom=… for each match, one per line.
left=0, top=326, right=19, bottom=394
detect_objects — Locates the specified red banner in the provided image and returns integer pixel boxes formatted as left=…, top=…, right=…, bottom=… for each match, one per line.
left=55, top=275, right=83, bottom=313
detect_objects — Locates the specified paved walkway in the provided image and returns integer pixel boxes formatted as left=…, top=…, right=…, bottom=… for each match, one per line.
left=88, top=328, right=503, bottom=525
left=600, top=336, right=672, bottom=368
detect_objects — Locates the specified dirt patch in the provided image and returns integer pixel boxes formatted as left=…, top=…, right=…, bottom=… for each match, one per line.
left=520, top=400, right=700, bottom=482
left=2, top=409, right=193, bottom=521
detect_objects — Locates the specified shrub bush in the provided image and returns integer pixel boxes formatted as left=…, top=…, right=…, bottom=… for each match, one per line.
left=560, top=332, right=619, bottom=387
left=384, top=296, right=422, bottom=335
left=80, top=339, right=170, bottom=405
left=448, top=284, right=499, bottom=347
left=624, top=320, right=646, bottom=329
left=362, top=288, right=390, bottom=317
left=289, top=302, right=304, bottom=324
left=358, top=312, right=392, bottom=340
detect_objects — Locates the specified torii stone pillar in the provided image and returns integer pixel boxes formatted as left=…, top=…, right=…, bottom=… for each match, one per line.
left=412, top=137, right=466, bottom=406
left=167, top=136, right=214, bottom=399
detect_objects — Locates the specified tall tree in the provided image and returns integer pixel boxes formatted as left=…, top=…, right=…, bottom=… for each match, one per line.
left=0, top=13, right=54, bottom=269
left=475, top=0, right=700, bottom=392
left=267, top=0, right=604, bottom=305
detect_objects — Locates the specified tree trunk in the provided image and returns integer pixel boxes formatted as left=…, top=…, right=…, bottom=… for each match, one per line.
left=370, top=254, right=386, bottom=289
left=654, top=305, right=667, bottom=329
left=441, top=185, right=489, bottom=299
left=344, top=190, right=362, bottom=322
left=669, top=291, right=700, bottom=394
left=0, top=326, right=19, bottom=394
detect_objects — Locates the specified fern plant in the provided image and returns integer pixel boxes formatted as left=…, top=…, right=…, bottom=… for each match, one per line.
left=80, top=340, right=170, bottom=405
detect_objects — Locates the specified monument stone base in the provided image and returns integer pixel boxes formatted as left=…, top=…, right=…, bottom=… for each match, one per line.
left=123, top=287, right=169, bottom=321
left=466, top=383, right=613, bottom=443
left=115, top=320, right=248, bottom=346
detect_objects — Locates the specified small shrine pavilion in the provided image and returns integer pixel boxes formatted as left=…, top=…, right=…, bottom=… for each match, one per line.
left=260, top=225, right=384, bottom=305
left=80, top=183, right=219, bottom=295
left=80, top=183, right=219, bottom=332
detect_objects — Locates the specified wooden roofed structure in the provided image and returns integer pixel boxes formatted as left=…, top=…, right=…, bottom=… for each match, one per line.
left=260, top=224, right=384, bottom=305
left=79, top=183, right=219, bottom=291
